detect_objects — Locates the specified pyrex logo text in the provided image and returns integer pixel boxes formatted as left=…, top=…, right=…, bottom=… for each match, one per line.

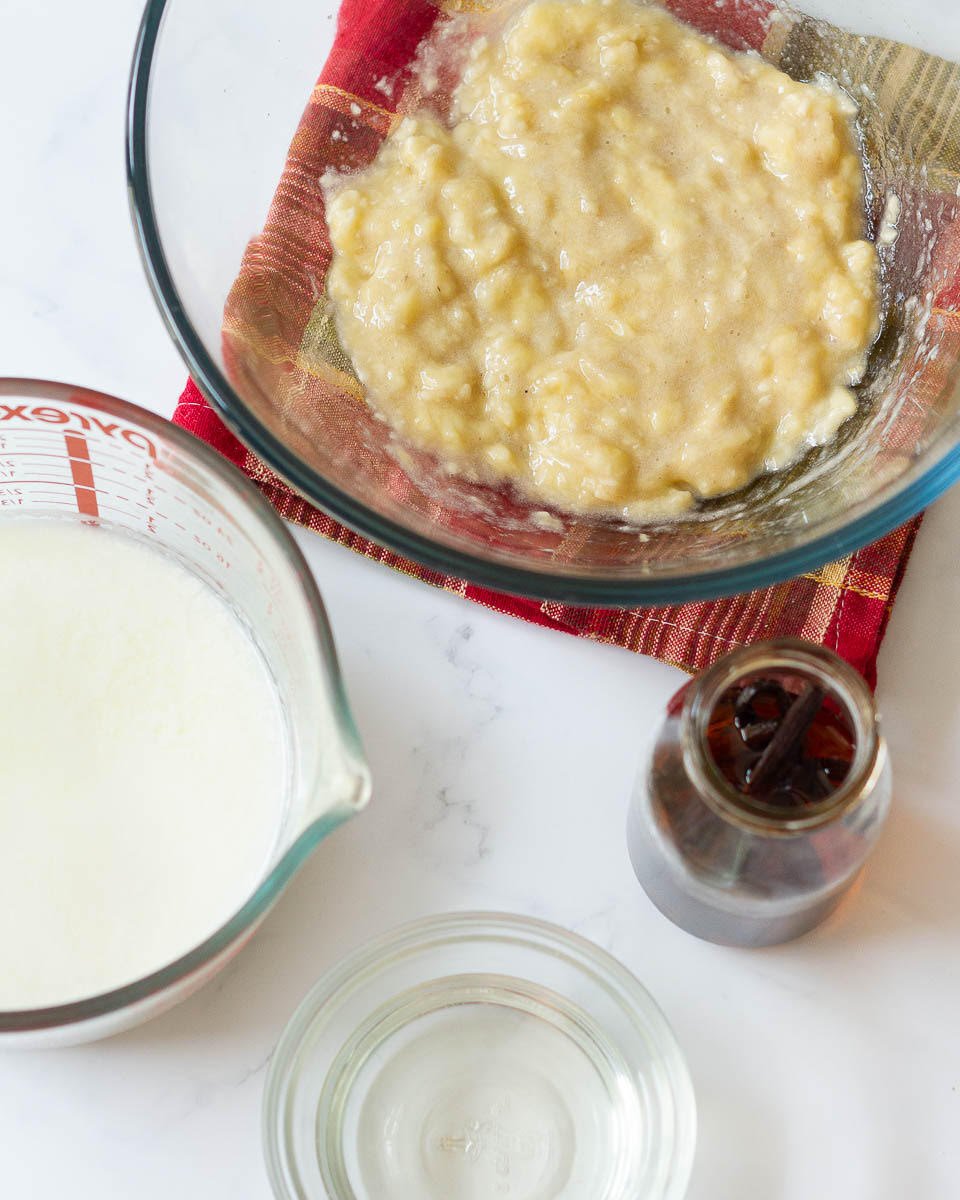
left=0, top=405, right=159, bottom=460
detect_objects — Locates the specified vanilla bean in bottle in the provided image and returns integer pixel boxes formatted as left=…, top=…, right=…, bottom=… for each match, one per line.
left=627, top=640, right=892, bottom=947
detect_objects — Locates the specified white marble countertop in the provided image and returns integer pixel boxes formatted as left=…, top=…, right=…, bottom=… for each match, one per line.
left=2, top=1, right=960, bottom=1196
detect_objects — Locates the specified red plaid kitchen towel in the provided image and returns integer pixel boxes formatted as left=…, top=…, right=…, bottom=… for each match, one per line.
left=175, top=377, right=920, bottom=688
left=174, top=0, right=958, bottom=688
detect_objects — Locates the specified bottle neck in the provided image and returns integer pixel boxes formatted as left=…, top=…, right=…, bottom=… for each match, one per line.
left=681, top=639, right=881, bottom=835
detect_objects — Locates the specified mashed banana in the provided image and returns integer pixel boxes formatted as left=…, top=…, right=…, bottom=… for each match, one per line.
left=325, top=0, right=879, bottom=519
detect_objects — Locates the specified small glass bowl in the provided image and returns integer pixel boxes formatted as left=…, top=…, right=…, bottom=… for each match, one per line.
left=263, top=912, right=696, bottom=1200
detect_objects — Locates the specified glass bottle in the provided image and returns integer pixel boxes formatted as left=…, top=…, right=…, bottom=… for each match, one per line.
left=627, top=639, right=892, bottom=947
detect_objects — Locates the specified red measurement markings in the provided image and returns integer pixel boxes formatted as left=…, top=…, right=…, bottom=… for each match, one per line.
left=64, top=432, right=99, bottom=518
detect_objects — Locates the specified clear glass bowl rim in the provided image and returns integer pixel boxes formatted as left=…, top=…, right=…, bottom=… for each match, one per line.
left=262, top=909, right=697, bottom=1200
left=126, top=0, right=960, bottom=606
left=0, top=377, right=368, bottom=1035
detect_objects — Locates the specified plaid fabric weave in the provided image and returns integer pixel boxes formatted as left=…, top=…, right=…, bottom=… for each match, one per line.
left=176, top=378, right=921, bottom=687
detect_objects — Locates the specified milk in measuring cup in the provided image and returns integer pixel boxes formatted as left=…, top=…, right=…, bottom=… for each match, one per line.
left=0, top=519, right=285, bottom=1009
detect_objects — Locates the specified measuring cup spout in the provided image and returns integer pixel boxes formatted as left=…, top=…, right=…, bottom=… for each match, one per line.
left=302, top=737, right=372, bottom=838
left=271, top=593, right=372, bottom=862
left=268, top=739, right=370, bottom=893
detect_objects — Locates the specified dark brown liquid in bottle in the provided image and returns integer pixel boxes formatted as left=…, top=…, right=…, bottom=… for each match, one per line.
left=706, top=679, right=855, bottom=809
left=629, top=673, right=864, bottom=947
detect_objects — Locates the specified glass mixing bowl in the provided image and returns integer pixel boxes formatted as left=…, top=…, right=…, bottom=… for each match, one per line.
left=127, top=0, right=960, bottom=605
left=0, top=380, right=370, bottom=1048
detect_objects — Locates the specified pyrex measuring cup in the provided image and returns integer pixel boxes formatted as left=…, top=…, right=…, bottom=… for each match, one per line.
left=0, top=378, right=371, bottom=1048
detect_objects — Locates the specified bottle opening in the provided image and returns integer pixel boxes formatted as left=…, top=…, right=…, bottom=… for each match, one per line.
left=684, top=640, right=879, bottom=833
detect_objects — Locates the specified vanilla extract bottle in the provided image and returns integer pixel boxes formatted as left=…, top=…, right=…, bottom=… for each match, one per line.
left=627, top=640, right=892, bottom=947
